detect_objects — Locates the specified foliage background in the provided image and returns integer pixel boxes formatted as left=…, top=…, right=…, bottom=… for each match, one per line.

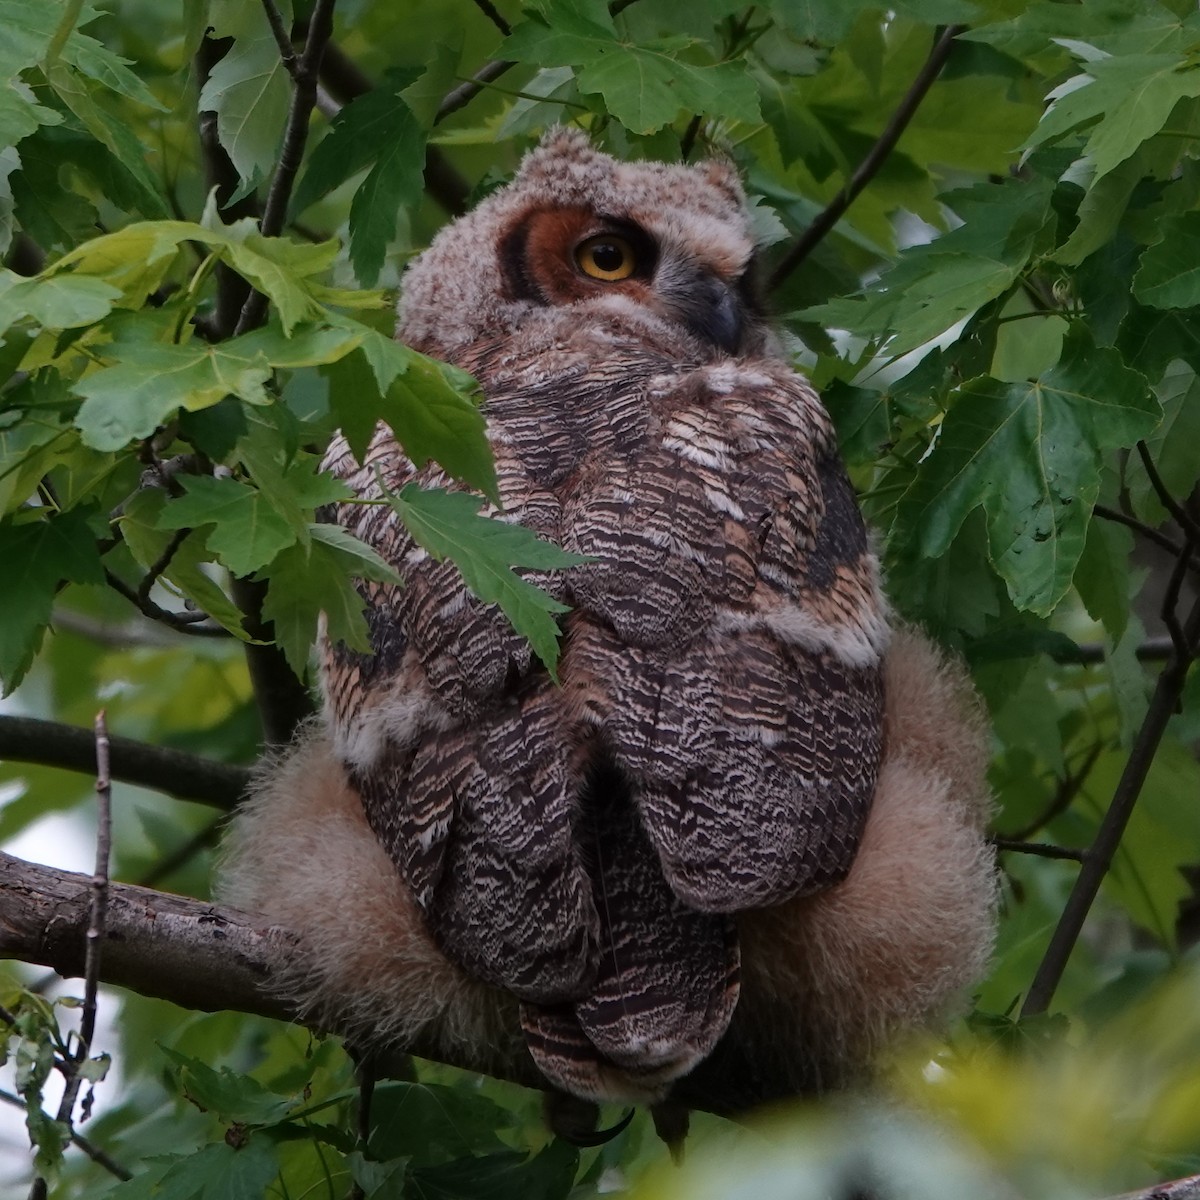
left=1, top=0, right=1200, bottom=1196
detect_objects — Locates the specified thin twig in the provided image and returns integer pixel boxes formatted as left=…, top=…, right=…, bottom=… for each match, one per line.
left=768, top=24, right=965, bottom=289
left=135, top=527, right=190, bottom=604
left=434, top=0, right=643, bottom=125
left=0, top=714, right=251, bottom=809
left=470, top=0, right=511, bottom=36
left=1136, top=441, right=1200, bottom=542
left=103, top=569, right=231, bottom=638
left=1022, top=590, right=1200, bottom=1018
left=30, top=716, right=116, bottom=1198
left=1162, top=529, right=1196, bottom=658
left=1067, top=639, right=1175, bottom=665
left=436, top=58, right=515, bottom=124
left=0, top=1089, right=131, bottom=1182
left=990, top=838, right=1085, bottom=863
left=1094, top=504, right=1200, bottom=573
left=260, top=0, right=298, bottom=73
left=236, top=0, right=338, bottom=334
left=1006, top=744, right=1104, bottom=841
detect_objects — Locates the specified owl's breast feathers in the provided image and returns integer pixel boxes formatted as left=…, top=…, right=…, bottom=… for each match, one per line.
left=320, top=331, right=887, bottom=1101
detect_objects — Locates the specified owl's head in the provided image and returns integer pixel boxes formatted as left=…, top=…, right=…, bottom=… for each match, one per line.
left=399, top=128, right=771, bottom=362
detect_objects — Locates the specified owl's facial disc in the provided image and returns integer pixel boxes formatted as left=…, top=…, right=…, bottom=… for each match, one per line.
left=502, top=206, right=751, bottom=355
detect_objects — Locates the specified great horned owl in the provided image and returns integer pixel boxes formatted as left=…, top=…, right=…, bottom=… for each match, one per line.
left=222, top=128, right=996, bottom=1112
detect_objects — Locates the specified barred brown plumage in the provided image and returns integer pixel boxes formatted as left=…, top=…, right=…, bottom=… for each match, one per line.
left=221, top=127, right=997, bottom=1116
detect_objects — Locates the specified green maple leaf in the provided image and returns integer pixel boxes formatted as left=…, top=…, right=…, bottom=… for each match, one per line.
left=385, top=484, right=591, bottom=679
left=893, top=330, right=1159, bottom=614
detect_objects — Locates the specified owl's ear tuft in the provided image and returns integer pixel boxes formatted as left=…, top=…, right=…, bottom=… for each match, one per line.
left=520, top=126, right=605, bottom=181
left=698, top=158, right=747, bottom=207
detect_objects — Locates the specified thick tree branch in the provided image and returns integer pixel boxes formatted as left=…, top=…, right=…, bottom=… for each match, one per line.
left=196, top=36, right=259, bottom=341
left=1109, top=1178, right=1200, bottom=1200
left=0, top=853, right=293, bottom=1023
left=0, top=715, right=250, bottom=810
left=0, top=853, right=788, bottom=1118
left=768, top=24, right=965, bottom=289
left=8, top=852, right=1200, bottom=1195
left=0, top=852, right=542, bottom=1092
left=1022, top=589, right=1200, bottom=1018
left=230, top=578, right=317, bottom=746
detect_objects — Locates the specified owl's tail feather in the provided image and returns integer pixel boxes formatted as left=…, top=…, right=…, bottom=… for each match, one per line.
left=520, top=768, right=739, bottom=1103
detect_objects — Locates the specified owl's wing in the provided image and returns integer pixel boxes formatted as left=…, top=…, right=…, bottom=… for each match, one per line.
left=321, top=425, right=597, bottom=1002
left=561, top=363, right=888, bottom=914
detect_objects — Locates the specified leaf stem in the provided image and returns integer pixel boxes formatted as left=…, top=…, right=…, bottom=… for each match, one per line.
left=42, top=0, right=86, bottom=72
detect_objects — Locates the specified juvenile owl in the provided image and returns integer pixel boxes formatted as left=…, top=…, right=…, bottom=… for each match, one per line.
left=222, top=128, right=996, bottom=1112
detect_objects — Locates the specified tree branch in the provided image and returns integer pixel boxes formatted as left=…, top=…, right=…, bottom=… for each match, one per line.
left=1057, top=639, right=1175, bottom=665
left=1094, top=504, right=1200, bottom=575
left=1021, top=589, right=1200, bottom=1018
left=236, top=0, right=338, bottom=335
left=196, top=35, right=259, bottom=341
left=1108, top=1177, right=1200, bottom=1200
left=0, top=852, right=294, bottom=1023
left=0, top=715, right=250, bottom=810
left=768, top=24, right=965, bottom=289
left=436, top=58, right=515, bottom=124
left=1136, top=441, right=1200, bottom=543
left=470, top=0, right=511, bottom=37
left=0, top=852, right=791, bottom=1118
left=103, top=569, right=231, bottom=638
left=434, top=0, right=644, bottom=125
left=230, top=578, right=316, bottom=747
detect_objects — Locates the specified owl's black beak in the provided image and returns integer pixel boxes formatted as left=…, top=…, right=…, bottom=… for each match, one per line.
left=672, top=270, right=745, bottom=355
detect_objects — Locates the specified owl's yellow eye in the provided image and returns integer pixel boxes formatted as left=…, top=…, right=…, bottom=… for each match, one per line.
left=575, top=235, right=636, bottom=281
